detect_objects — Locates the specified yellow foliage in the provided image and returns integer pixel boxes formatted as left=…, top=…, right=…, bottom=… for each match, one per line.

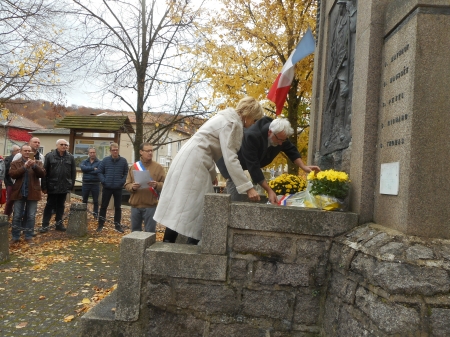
left=1, top=108, right=10, bottom=120
left=191, top=0, right=316, bottom=110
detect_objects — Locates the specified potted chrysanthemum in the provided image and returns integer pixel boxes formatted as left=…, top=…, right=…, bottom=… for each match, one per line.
left=306, top=169, right=350, bottom=211
left=268, top=173, right=307, bottom=198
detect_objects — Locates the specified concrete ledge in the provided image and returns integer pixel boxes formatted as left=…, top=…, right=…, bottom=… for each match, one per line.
left=384, top=0, right=450, bottom=36
left=201, top=193, right=230, bottom=255
left=80, top=290, right=117, bottom=337
left=145, top=242, right=228, bottom=281
left=230, top=203, right=358, bottom=237
left=116, top=232, right=156, bottom=321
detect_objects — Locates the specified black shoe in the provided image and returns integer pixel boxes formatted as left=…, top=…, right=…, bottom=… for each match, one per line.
left=39, top=227, right=49, bottom=233
left=96, top=226, right=103, bottom=233
left=55, top=226, right=66, bottom=232
left=31, top=232, right=37, bottom=237
left=114, top=226, right=124, bottom=234
left=11, top=238, right=20, bottom=244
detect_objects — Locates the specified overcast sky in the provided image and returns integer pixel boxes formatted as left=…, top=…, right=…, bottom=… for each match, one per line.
left=62, top=0, right=212, bottom=112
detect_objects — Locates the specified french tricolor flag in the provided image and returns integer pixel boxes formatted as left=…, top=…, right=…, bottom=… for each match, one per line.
left=267, top=28, right=315, bottom=115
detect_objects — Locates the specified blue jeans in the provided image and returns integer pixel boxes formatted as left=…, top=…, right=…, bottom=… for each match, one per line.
left=98, top=187, right=122, bottom=226
left=131, top=207, right=157, bottom=232
left=11, top=198, right=38, bottom=239
left=42, top=193, right=67, bottom=227
left=82, top=183, right=99, bottom=216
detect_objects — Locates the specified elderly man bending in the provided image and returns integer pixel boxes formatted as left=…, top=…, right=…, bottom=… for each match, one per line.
left=217, top=117, right=320, bottom=204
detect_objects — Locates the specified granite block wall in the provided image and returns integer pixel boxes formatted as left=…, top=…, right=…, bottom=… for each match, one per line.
left=323, top=224, right=450, bottom=337
left=80, top=195, right=450, bottom=336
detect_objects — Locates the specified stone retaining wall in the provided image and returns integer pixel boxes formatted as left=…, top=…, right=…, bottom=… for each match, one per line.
left=80, top=195, right=450, bottom=336
left=324, top=224, right=450, bottom=336
left=80, top=194, right=358, bottom=336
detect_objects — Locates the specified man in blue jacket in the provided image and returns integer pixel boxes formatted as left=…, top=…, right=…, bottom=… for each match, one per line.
left=96, top=143, right=128, bottom=233
left=80, top=147, right=100, bottom=219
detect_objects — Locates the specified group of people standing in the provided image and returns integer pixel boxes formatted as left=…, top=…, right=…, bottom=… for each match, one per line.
left=80, top=142, right=166, bottom=234
left=5, top=137, right=74, bottom=243
left=5, top=96, right=320, bottom=245
left=80, top=142, right=165, bottom=234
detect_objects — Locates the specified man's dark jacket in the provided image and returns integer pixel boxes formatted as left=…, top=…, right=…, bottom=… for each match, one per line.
left=97, top=155, right=128, bottom=190
left=41, top=150, right=76, bottom=194
left=217, top=116, right=301, bottom=184
left=80, top=158, right=100, bottom=184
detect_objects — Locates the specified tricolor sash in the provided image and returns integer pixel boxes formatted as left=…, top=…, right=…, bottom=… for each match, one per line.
left=133, top=161, right=159, bottom=198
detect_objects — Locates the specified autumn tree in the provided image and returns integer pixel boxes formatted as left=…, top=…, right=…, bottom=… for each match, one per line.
left=0, top=0, right=68, bottom=113
left=194, top=0, right=316, bottom=174
left=65, top=0, right=211, bottom=159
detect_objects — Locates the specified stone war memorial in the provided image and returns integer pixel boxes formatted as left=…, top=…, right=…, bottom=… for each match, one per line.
left=80, top=0, right=450, bottom=336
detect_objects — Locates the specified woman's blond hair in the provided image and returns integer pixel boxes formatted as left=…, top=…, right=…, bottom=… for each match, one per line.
left=235, top=96, right=263, bottom=121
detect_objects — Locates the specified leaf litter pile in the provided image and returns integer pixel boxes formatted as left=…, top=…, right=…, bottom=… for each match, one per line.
left=0, top=195, right=165, bottom=335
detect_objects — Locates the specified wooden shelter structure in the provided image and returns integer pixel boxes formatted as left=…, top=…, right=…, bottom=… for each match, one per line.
left=55, top=115, right=134, bottom=154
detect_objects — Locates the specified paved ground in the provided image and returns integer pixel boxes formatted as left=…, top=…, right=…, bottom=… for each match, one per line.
left=0, top=197, right=164, bottom=337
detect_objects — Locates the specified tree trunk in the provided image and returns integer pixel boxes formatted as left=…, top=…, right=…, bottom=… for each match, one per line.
left=135, top=65, right=145, bottom=161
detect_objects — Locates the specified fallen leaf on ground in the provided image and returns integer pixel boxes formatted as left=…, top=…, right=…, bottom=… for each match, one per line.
left=82, top=298, right=91, bottom=304
left=39, top=295, right=46, bottom=300
left=64, top=315, right=75, bottom=322
left=16, top=322, right=28, bottom=328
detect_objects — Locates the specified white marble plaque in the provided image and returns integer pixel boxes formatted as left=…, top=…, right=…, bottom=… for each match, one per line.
left=380, top=162, right=399, bottom=195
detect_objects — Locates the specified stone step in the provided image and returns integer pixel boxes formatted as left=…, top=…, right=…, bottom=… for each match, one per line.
left=80, top=290, right=118, bottom=337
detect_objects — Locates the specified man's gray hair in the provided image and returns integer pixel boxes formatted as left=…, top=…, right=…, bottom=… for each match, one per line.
left=269, top=118, right=294, bottom=137
left=11, top=145, right=20, bottom=153
left=56, top=139, right=69, bottom=145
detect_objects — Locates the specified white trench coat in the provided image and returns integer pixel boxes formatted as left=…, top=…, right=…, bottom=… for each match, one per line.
left=153, top=108, right=253, bottom=240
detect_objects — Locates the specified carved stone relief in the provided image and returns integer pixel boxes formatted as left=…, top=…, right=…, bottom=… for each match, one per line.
left=320, top=0, right=357, bottom=156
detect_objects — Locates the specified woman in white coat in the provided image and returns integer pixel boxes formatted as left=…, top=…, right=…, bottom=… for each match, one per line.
left=154, top=96, right=263, bottom=244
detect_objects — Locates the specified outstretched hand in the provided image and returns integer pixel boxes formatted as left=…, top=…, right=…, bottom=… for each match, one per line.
left=305, top=166, right=321, bottom=174
left=267, top=189, right=278, bottom=205
left=246, top=188, right=260, bottom=202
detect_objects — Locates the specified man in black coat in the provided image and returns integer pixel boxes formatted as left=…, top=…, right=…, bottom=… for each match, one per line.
left=217, top=117, right=320, bottom=204
left=40, top=139, right=76, bottom=232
